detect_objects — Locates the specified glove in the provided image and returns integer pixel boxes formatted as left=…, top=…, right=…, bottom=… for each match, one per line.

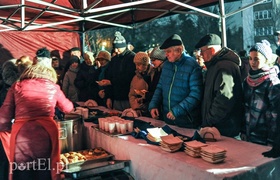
left=262, top=146, right=280, bottom=158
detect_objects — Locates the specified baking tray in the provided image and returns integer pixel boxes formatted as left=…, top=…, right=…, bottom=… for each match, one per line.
left=61, top=148, right=114, bottom=171
left=62, top=160, right=130, bottom=179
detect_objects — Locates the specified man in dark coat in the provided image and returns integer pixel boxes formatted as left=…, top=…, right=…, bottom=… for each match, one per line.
left=98, top=31, right=136, bottom=111
left=195, top=33, right=244, bottom=138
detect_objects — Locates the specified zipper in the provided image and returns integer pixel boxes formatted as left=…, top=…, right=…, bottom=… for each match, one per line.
left=168, top=65, right=177, bottom=111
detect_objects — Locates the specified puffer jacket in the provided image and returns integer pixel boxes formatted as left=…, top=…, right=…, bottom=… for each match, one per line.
left=202, top=47, right=244, bottom=137
left=149, top=52, right=203, bottom=128
left=243, top=66, right=280, bottom=145
left=105, top=48, right=135, bottom=101
left=0, top=64, right=73, bottom=174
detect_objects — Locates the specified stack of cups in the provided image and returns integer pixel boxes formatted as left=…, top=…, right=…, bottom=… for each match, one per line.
left=98, top=117, right=134, bottom=134
left=74, top=107, right=88, bottom=119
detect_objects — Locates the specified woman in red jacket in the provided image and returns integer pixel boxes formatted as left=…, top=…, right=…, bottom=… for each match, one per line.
left=0, top=47, right=74, bottom=180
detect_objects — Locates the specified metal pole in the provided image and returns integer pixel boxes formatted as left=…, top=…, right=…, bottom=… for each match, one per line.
left=219, top=0, right=227, bottom=47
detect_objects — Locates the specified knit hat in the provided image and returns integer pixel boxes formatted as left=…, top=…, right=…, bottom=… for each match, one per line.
left=276, top=46, right=280, bottom=57
left=70, top=47, right=80, bottom=52
left=113, top=31, right=126, bottom=48
left=195, top=33, right=221, bottom=49
left=150, top=47, right=166, bottom=61
left=134, top=52, right=150, bottom=65
left=160, top=34, right=183, bottom=49
left=35, top=47, right=52, bottom=68
left=96, top=50, right=111, bottom=61
left=36, top=47, right=50, bottom=58
left=250, top=40, right=272, bottom=60
left=69, top=55, right=80, bottom=64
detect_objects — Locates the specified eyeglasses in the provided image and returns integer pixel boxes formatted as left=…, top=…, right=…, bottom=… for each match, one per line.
left=200, top=48, right=211, bottom=54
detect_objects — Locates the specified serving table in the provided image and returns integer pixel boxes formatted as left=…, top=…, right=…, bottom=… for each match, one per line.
left=83, top=107, right=280, bottom=180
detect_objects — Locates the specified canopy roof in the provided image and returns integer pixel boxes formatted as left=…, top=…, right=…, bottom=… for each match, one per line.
left=0, top=0, right=222, bottom=32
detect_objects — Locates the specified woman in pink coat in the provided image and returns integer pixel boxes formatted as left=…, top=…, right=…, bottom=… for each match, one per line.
left=0, top=47, right=74, bottom=180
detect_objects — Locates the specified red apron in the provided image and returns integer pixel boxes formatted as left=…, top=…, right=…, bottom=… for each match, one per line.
left=5, top=116, right=61, bottom=180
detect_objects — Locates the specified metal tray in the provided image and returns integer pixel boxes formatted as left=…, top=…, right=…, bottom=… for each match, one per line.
left=93, top=127, right=133, bottom=137
left=62, top=160, right=130, bottom=179
left=61, top=148, right=114, bottom=171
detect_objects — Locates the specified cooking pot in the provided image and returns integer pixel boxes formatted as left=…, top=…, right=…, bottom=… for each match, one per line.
left=56, top=114, right=84, bottom=153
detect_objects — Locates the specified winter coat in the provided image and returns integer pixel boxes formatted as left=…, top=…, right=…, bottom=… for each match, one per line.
left=243, top=66, right=280, bottom=145
left=96, top=62, right=110, bottom=107
left=129, top=65, right=154, bottom=116
left=149, top=52, right=203, bottom=128
left=62, top=66, right=79, bottom=102
left=74, top=62, right=99, bottom=102
left=202, top=47, right=244, bottom=137
left=0, top=64, right=73, bottom=180
left=105, top=48, right=135, bottom=101
left=0, top=59, right=19, bottom=106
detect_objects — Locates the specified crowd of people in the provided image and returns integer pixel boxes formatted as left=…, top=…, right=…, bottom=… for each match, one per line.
left=0, top=30, right=280, bottom=179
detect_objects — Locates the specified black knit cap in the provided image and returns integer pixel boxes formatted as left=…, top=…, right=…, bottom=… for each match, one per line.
left=69, top=55, right=80, bottom=64
left=195, top=33, right=221, bottom=49
left=70, top=47, right=80, bottom=52
left=160, top=34, right=183, bottom=49
left=36, top=47, right=50, bottom=58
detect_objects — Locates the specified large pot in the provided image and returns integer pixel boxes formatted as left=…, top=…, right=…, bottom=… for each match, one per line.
left=56, top=114, right=84, bottom=153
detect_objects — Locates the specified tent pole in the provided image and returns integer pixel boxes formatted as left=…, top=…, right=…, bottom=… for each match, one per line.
left=219, top=0, right=227, bottom=47
left=21, top=0, right=25, bottom=29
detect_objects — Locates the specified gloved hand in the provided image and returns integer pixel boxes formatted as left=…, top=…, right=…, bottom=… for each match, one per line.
left=262, top=146, right=280, bottom=158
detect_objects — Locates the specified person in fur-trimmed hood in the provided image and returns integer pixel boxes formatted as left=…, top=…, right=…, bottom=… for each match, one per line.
left=0, top=47, right=74, bottom=180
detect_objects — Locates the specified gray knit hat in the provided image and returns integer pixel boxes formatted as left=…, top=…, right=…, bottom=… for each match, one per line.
left=113, top=31, right=126, bottom=48
left=150, top=47, right=166, bottom=61
left=250, top=40, right=272, bottom=60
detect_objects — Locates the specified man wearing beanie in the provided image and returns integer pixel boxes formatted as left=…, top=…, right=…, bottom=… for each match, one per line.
left=149, top=34, right=203, bottom=129
left=195, top=33, right=244, bottom=138
left=129, top=52, right=154, bottom=117
left=99, top=31, right=135, bottom=111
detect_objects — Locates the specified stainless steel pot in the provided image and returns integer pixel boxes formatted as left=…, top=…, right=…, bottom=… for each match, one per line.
left=56, top=114, right=84, bottom=153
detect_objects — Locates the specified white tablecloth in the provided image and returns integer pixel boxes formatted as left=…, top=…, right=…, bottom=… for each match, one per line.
left=83, top=115, right=280, bottom=180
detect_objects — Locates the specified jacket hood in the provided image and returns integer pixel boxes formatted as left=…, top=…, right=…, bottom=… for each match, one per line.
left=205, top=47, right=241, bottom=68
left=20, top=64, right=57, bottom=83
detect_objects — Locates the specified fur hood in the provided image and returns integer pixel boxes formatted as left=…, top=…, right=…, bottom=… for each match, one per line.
left=1, top=59, right=19, bottom=86
left=20, top=64, right=57, bottom=83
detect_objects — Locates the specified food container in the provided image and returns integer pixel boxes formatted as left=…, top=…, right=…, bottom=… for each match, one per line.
left=56, top=114, right=84, bottom=153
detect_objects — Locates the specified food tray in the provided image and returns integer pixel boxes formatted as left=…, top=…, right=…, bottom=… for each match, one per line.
left=62, top=160, right=130, bottom=178
left=60, top=147, right=114, bottom=171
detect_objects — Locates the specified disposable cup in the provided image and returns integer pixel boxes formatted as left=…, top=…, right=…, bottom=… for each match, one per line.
left=126, top=120, right=134, bottom=132
left=119, top=122, right=127, bottom=134
left=108, top=122, right=116, bottom=134
left=82, top=108, right=89, bottom=119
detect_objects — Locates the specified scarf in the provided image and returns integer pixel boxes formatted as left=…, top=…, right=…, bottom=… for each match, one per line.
left=246, top=66, right=279, bottom=87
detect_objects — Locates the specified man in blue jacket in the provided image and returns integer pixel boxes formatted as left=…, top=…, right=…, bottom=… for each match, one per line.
left=148, top=34, right=203, bottom=128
